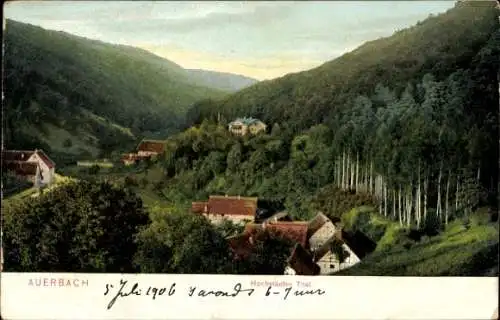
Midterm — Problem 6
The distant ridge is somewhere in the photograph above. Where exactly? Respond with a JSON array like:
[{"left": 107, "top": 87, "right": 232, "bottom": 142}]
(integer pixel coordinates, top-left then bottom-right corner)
[
  {"left": 3, "top": 19, "right": 227, "bottom": 161},
  {"left": 186, "top": 69, "right": 259, "bottom": 92}
]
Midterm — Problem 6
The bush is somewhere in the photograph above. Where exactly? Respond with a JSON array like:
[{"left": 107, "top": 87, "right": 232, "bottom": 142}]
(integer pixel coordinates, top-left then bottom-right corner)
[
  {"left": 63, "top": 138, "right": 73, "bottom": 148},
  {"left": 124, "top": 175, "right": 139, "bottom": 187}
]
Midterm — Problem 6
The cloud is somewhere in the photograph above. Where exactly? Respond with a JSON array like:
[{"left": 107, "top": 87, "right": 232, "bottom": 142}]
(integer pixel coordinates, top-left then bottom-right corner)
[
  {"left": 88, "top": 2, "right": 295, "bottom": 36},
  {"left": 4, "top": 1, "right": 454, "bottom": 79}
]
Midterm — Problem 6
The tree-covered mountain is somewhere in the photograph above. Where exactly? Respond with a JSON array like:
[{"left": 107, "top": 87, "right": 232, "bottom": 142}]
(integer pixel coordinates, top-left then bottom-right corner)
[
  {"left": 185, "top": 69, "right": 259, "bottom": 92},
  {"left": 182, "top": 0, "right": 498, "bottom": 219},
  {"left": 188, "top": 1, "right": 498, "bottom": 131},
  {"left": 3, "top": 19, "right": 237, "bottom": 163},
  {"left": 141, "top": 0, "right": 498, "bottom": 266},
  {"left": 4, "top": 1, "right": 498, "bottom": 276}
]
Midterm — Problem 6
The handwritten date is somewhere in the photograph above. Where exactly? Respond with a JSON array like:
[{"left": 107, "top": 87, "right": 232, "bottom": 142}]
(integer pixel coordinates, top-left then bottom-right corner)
[
  {"left": 104, "top": 280, "right": 176, "bottom": 310},
  {"left": 265, "top": 286, "right": 326, "bottom": 300},
  {"left": 103, "top": 280, "right": 326, "bottom": 310}
]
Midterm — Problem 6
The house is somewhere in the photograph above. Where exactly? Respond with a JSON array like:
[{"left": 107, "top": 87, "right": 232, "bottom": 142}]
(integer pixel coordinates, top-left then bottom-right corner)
[
  {"left": 224, "top": 210, "right": 370, "bottom": 276},
  {"left": 136, "top": 139, "right": 166, "bottom": 157},
  {"left": 285, "top": 243, "right": 321, "bottom": 276},
  {"left": 2, "top": 149, "right": 56, "bottom": 185},
  {"left": 245, "top": 221, "right": 310, "bottom": 248},
  {"left": 228, "top": 117, "right": 267, "bottom": 136},
  {"left": 305, "top": 212, "right": 364, "bottom": 274},
  {"left": 307, "top": 212, "right": 338, "bottom": 251},
  {"left": 312, "top": 233, "right": 361, "bottom": 275},
  {"left": 120, "top": 153, "right": 151, "bottom": 166},
  {"left": 227, "top": 231, "right": 320, "bottom": 276},
  {"left": 191, "top": 195, "right": 258, "bottom": 224},
  {"left": 227, "top": 233, "right": 254, "bottom": 260},
  {"left": 3, "top": 162, "right": 42, "bottom": 187},
  {"left": 120, "top": 138, "right": 165, "bottom": 165}
]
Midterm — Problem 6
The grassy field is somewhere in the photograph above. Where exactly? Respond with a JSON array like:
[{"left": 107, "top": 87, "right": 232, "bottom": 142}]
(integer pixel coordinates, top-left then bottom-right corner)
[
  {"left": 3, "top": 174, "right": 77, "bottom": 204},
  {"left": 335, "top": 207, "right": 499, "bottom": 276},
  {"left": 76, "top": 160, "right": 114, "bottom": 168}
]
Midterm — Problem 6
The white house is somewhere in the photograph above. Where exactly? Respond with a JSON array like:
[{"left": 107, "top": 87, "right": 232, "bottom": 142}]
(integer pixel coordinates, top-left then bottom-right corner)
[
  {"left": 313, "top": 239, "right": 361, "bottom": 275},
  {"left": 2, "top": 149, "right": 56, "bottom": 186},
  {"left": 307, "top": 212, "right": 338, "bottom": 251},
  {"left": 27, "top": 149, "right": 56, "bottom": 185},
  {"left": 228, "top": 118, "right": 267, "bottom": 136},
  {"left": 306, "top": 212, "right": 361, "bottom": 274}
]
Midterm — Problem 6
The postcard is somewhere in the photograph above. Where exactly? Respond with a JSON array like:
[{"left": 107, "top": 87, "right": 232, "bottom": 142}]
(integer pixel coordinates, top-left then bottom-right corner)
[{"left": 1, "top": 1, "right": 499, "bottom": 319}]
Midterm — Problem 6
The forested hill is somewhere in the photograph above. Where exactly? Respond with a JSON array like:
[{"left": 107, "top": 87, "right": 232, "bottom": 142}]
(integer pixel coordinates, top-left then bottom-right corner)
[
  {"left": 168, "top": 1, "right": 498, "bottom": 231},
  {"left": 185, "top": 69, "right": 259, "bottom": 92},
  {"left": 3, "top": 19, "right": 231, "bottom": 163},
  {"left": 187, "top": 1, "right": 498, "bottom": 130}
]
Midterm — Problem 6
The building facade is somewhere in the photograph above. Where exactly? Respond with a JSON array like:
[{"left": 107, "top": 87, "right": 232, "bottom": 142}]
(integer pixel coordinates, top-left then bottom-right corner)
[
  {"left": 191, "top": 195, "right": 257, "bottom": 225},
  {"left": 2, "top": 149, "right": 55, "bottom": 185},
  {"left": 228, "top": 118, "right": 267, "bottom": 136},
  {"left": 313, "top": 241, "right": 361, "bottom": 275},
  {"left": 136, "top": 139, "right": 166, "bottom": 157}
]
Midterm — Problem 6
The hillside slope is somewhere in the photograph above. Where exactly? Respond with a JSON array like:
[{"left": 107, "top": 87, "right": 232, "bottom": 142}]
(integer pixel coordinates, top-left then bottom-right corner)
[
  {"left": 185, "top": 69, "right": 259, "bottom": 92},
  {"left": 3, "top": 19, "right": 227, "bottom": 162},
  {"left": 188, "top": 1, "right": 498, "bottom": 130},
  {"left": 335, "top": 207, "right": 498, "bottom": 276}
]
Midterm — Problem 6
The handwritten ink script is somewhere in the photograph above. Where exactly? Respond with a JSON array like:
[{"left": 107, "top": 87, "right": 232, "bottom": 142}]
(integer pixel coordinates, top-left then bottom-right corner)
[{"left": 103, "top": 279, "right": 326, "bottom": 310}]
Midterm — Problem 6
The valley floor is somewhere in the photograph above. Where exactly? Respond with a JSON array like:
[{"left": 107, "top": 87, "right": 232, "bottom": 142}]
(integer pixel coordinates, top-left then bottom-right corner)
[{"left": 4, "top": 162, "right": 498, "bottom": 277}]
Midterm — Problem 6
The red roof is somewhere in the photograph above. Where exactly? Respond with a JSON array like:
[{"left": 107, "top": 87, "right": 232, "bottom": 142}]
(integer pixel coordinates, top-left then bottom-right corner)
[
  {"left": 2, "top": 150, "right": 35, "bottom": 162},
  {"left": 34, "top": 149, "right": 55, "bottom": 169},
  {"left": 207, "top": 196, "right": 257, "bottom": 217},
  {"left": 265, "top": 222, "right": 309, "bottom": 248},
  {"left": 227, "top": 233, "right": 254, "bottom": 259},
  {"left": 227, "top": 231, "right": 319, "bottom": 274},
  {"left": 2, "top": 149, "right": 55, "bottom": 169},
  {"left": 245, "top": 222, "right": 309, "bottom": 248},
  {"left": 137, "top": 140, "right": 166, "bottom": 154}
]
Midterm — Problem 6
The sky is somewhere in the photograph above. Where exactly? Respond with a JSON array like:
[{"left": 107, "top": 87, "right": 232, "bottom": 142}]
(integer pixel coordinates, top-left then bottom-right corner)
[{"left": 4, "top": 1, "right": 455, "bottom": 80}]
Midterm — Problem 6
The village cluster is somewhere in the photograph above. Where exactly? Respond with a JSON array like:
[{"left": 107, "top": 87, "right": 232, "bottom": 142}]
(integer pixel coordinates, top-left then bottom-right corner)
[
  {"left": 192, "top": 195, "right": 364, "bottom": 275},
  {"left": 121, "top": 117, "right": 267, "bottom": 166},
  {"left": 1, "top": 117, "right": 366, "bottom": 275}
]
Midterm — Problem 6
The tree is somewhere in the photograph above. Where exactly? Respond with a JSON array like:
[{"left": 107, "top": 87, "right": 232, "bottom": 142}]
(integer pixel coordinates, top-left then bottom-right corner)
[
  {"left": 3, "top": 181, "right": 149, "bottom": 272},
  {"left": 134, "top": 209, "right": 233, "bottom": 273},
  {"left": 226, "top": 142, "right": 243, "bottom": 172},
  {"left": 215, "top": 219, "right": 245, "bottom": 238},
  {"left": 234, "top": 228, "right": 294, "bottom": 275}
]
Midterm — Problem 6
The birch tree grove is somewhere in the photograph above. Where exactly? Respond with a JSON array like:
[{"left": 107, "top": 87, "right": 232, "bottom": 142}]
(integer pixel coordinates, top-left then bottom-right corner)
[{"left": 331, "top": 70, "right": 496, "bottom": 230}]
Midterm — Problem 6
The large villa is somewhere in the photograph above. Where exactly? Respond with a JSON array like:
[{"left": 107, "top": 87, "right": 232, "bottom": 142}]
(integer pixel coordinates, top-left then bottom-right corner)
[{"left": 228, "top": 117, "right": 267, "bottom": 136}]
